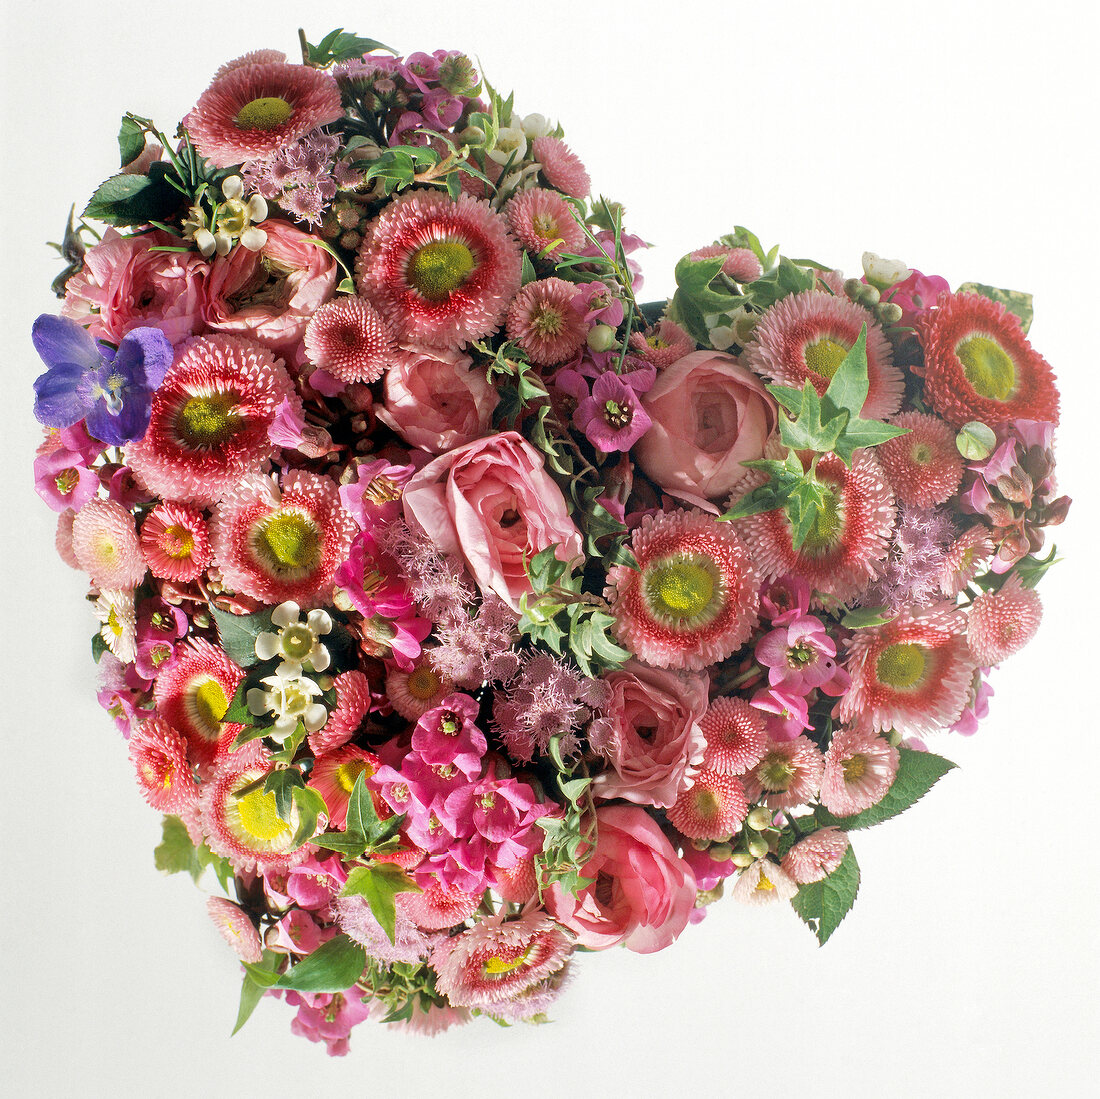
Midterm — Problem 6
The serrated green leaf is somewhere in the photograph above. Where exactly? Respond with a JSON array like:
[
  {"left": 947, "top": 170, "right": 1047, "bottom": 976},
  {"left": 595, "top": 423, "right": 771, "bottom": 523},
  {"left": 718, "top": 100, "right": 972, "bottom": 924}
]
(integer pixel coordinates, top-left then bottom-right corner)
[
  {"left": 778, "top": 381, "right": 848, "bottom": 454},
  {"left": 84, "top": 166, "right": 181, "bottom": 227},
  {"left": 312, "top": 832, "right": 370, "bottom": 857},
  {"left": 274, "top": 933, "right": 367, "bottom": 993},
  {"left": 790, "top": 845, "right": 860, "bottom": 945},
  {"left": 210, "top": 606, "right": 272, "bottom": 667},
  {"left": 118, "top": 116, "right": 145, "bottom": 167},
  {"left": 957, "top": 281, "right": 1033, "bottom": 334},
  {"left": 340, "top": 864, "right": 422, "bottom": 944}
]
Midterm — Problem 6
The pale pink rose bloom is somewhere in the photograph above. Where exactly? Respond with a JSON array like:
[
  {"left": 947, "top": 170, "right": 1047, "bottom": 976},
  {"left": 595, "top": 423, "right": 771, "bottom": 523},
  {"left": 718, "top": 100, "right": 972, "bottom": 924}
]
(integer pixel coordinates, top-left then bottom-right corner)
[
  {"left": 546, "top": 804, "right": 696, "bottom": 954},
  {"left": 203, "top": 219, "right": 338, "bottom": 351},
  {"left": 402, "top": 431, "right": 582, "bottom": 612},
  {"left": 377, "top": 345, "right": 498, "bottom": 453},
  {"left": 61, "top": 228, "right": 208, "bottom": 345},
  {"left": 633, "top": 350, "right": 778, "bottom": 503},
  {"left": 591, "top": 661, "right": 708, "bottom": 809}
]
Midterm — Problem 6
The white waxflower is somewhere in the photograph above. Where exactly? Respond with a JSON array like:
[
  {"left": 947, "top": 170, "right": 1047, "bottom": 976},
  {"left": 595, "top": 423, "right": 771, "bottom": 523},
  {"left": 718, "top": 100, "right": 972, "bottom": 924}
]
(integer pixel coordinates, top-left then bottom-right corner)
[
  {"left": 255, "top": 601, "right": 332, "bottom": 675},
  {"left": 246, "top": 664, "right": 328, "bottom": 740},
  {"left": 861, "top": 251, "right": 912, "bottom": 292},
  {"left": 487, "top": 125, "right": 527, "bottom": 166},
  {"left": 520, "top": 112, "right": 553, "bottom": 139}
]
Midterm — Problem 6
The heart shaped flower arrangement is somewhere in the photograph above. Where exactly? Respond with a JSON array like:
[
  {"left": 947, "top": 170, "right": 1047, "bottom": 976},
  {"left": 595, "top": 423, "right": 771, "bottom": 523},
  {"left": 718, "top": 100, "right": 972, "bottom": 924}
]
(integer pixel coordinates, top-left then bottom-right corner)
[{"left": 31, "top": 28, "right": 1069, "bottom": 1052}]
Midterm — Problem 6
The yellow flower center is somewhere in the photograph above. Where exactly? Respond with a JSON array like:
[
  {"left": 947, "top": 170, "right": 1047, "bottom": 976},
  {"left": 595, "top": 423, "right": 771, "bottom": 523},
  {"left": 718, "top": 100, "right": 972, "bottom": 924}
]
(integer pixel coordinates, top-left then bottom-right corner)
[
  {"left": 956, "top": 335, "right": 1016, "bottom": 401},
  {"left": 910, "top": 441, "right": 934, "bottom": 466},
  {"left": 483, "top": 945, "right": 532, "bottom": 976},
  {"left": 531, "top": 305, "right": 565, "bottom": 336},
  {"left": 406, "top": 241, "right": 476, "bottom": 300},
  {"left": 163, "top": 524, "right": 195, "bottom": 560},
  {"left": 758, "top": 752, "right": 795, "bottom": 791},
  {"left": 842, "top": 753, "right": 868, "bottom": 783},
  {"left": 189, "top": 676, "right": 229, "bottom": 739},
  {"left": 236, "top": 96, "right": 294, "bottom": 132},
  {"left": 407, "top": 665, "right": 442, "bottom": 700},
  {"left": 335, "top": 759, "right": 371, "bottom": 794},
  {"left": 644, "top": 557, "right": 718, "bottom": 625},
  {"left": 178, "top": 393, "right": 241, "bottom": 447},
  {"left": 804, "top": 337, "right": 849, "bottom": 381},
  {"left": 256, "top": 511, "right": 321, "bottom": 570},
  {"left": 876, "top": 642, "right": 927, "bottom": 690},
  {"left": 235, "top": 785, "right": 291, "bottom": 842},
  {"left": 755, "top": 870, "right": 776, "bottom": 892}
]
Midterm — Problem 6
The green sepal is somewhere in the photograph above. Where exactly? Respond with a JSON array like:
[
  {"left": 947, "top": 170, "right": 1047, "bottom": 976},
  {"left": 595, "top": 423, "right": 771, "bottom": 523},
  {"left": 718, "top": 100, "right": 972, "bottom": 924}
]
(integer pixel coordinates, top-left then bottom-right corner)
[
  {"left": 340, "top": 864, "right": 422, "bottom": 944},
  {"left": 273, "top": 933, "right": 367, "bottom": 993},
  {"left": 790, "top": 845, "right": 861, "bottom": 945}
]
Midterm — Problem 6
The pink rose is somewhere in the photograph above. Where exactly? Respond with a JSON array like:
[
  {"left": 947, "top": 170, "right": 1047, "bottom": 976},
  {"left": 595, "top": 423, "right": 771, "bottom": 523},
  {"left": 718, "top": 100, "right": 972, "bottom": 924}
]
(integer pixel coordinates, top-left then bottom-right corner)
[
  {"left": 632, "top": 350, "right": 778, "bottom": 503},
  {"left": 377, "top": 345, "right": 498, "bottom": 453},
  {"left": 590, "top": 661, "right": 708, "bottom": 809},
  {"left": 545, "top": 805, "right": 696, "bottom": 953},
  {"left": 61, "top": 229, "right": 208, "bottom": 345},
  {"left": 203, "top": 219, "right": 337, "bottom": 351},
  {"left": 402, "top": 432, "right": 582, "bottom": 611}
]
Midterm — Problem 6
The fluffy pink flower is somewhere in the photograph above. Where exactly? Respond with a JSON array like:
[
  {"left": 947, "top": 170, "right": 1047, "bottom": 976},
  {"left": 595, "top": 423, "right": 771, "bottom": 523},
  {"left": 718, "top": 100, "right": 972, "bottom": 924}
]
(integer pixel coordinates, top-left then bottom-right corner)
[
  {"left": 819, "top": 727, "right": 900, "bottom": 816},
  {"left": 629, "top": 318, "right": 695, "bottom": 369},
  {"left": 504, "top": 187, "right": 584, "bottom": 259},
  {"left": 742, "top": 735, "right": 824, "bottom": 811},
  {"left": 667, "top": 769, "right": 748, "bottom": 840},
  {"left": 356, "top": 190, "right": 521, "bottom": 348},
  {"left": 532, "top": 136, "right": 591, "bottom": 198},
  {"left": 309, "top": 670, "right": 374, "bottom": 754},
  {"left": 506, "top": 277, "right": 588, "bottom": 366},
  {"left": 877, "top": 412, "right": 964, "bottom": 507},
  {"left": 140, "top": 501, "right": 213, "bottom": 583},
  {"left": 184, "top": 59, "right": 342, "bottom": 167},
  {"left": 304, "top": 297, "right": 395, "bottom": 383},
  {"left": 377, "top": 345, "right": 498, "bottom": 453},
  {"left": 689, "top": 244, "right": 763, "bottom": 283},
  {"left": 781, "top": 826, "right": 850, "bottom": 885},
  {"left": 400, "top": 883, "right": 481, "bottom": 932},
  {"left": 402, "top": 431, "right": 582, "bottom": 612},
  {"left": 699, "top": 696, "right": 768, "bottom": 775},
  {"left": 128, "top": 716, "right": 197, "bottom": 812},
  {"left": 207, "top": 897, "right": 263, "bottom": 963},
  {"left": 967, "top": 574, "right": 1043, "bottom": 665},
  {"left": 335, "top": 892, "right": 442, "bottom": 965},
  {"left": 71, "top": 497, "right": 146, "bottom": 589},
  {"left": 940, "top": 526, "right": 995, "bottom": 597},
  {"left": 545, "top": 804, "right": 696, "bottom": 954},
  {"left": 591, "top": 661, "right": 708, "bottom": 809}
]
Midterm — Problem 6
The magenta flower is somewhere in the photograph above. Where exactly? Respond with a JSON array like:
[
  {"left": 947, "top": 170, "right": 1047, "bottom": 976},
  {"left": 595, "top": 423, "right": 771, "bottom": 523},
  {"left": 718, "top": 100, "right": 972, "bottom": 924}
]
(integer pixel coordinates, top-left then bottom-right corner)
[
  {"left": 881, "top": 269, "right": 951, "bottom": 327},
  {"left": 750, "top": 685, "right": 811, "bottom": 741},
  {"left": 759, "top": 574, "right": 813, "bottom": 625},
  {"left": 572, "top": 281, "right": 624, "bottom": 326},
  {"left": 33, "top": 447, "right": 99, "bottom": 513},
  {"left": 410, "top": 694, "right": 487, "bottom": 775},
  {"left": 574, "top": 371, "right": 652, "bottom": 453},
  {"left": 755, "top": 614, "right": 839, "bottom": 694}
]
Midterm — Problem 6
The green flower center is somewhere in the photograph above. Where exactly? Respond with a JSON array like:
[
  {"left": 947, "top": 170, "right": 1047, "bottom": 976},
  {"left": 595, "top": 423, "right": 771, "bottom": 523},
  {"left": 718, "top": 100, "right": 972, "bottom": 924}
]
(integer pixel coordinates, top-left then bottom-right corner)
[
  {"left": 910, "top": 442, "right": 934, "bottom": 466},
  {"left": 235, "top": 785, "right": 290, "bottom": 842},
  {"left": 178, "top": 393, "right": 242, "bottom": 447},
  {"left": 406, "top": 241, "right": 475, "bottom": 300},
  {"left": 235, "top": 96, "right": 294, "bottom": 132},
  {"left": 281, "top": 624, "right": 315, "bottom": 660},
  {"left": 692, "top": 787, "right": 720, "bottom": 820},
  {"left": 758, "top": 751, "right": 795, "bottom": 791},
  {"left": 956, "top": 335, "right": 1016, "bottom": 401},
  {"left": 256, "top": 511, "right": 321, "bottom": 571},
  {"left": 531, "top": 305, "right": 565, "bottom": 336},
  {"left": 876, "top": 642, "right": 927, "bottom": 690},
  {"left": 55, "top": 468, "right": 79, "bottom": 495},
  {"left": 797, "top": 485, "right": 844, "bottom": 556},
  {"left": 407, "top": 666, "right": 442, "bottom": 700},
  {"left": 190, "top": 676, "right": 229, "bottom": 739},
  {"left": 804, "top": 337, "right": 850, "bottom": 381},
  {"left": 643, "top": 556, "right": 719, "bottom": 627},
  {"left": 841, "top": 753, "right": 868, "bottom": 783}
]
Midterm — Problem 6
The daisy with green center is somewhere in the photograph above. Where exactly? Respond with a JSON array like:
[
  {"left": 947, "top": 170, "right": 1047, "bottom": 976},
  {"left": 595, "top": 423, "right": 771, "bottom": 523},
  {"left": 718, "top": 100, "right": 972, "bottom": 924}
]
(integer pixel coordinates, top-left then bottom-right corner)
[
  {"left": 605, "top": 508, "right": 760, "bottom": 671},
  {"left": 255, "top": 600, "right": 333, "bottom": 675},
  {"left": 741, "top": 735, "right": 824, "bottom": 811}
]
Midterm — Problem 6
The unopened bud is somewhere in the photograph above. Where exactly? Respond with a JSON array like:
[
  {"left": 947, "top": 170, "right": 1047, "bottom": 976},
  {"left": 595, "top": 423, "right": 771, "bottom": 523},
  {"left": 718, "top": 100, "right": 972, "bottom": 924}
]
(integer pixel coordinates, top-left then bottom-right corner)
[
  {"left": 843, "top": 277, "right": 864, "bottom": 300},
  {"left": 457, "top": 125, "right": 485, "bottom": 146},
  {"left": 731, "top": 851, "right": 755, "bottom": 868},
  {"left": 747, "top": 836, "right": 770, "bottom": 859},
  {"left": 877, "top": 301, "right": 904, "bottom": 325},
  {"left": 747, "top": 807, "right": 773, "bottom": 831},
  {"left": 858, "top": 283, "right": 881, "bottom": 306},
  {"left": 691, "top": 837, "right": 710, "bottom": 851},
  {"left": 587, "top": 324, "right": 618, "bottom": 352},
  {"left": 709, "top": 843, "right": 734, "bottom": 861},
  {"left": 886, "top": 728, "right": 903, "bottom": 747}
]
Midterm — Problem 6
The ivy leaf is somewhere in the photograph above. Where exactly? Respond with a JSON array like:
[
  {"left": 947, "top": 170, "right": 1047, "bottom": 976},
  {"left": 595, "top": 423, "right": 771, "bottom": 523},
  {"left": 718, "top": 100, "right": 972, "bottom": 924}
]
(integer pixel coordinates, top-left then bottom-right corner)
[
  {"left": 814, "top": 747, "right": 956, "bottom": 831},
  {"left": 957, "top": 281, "right": 1034, "bottom": 334},
  {"left": 347, "top": 772, "right": 405, "bottom": 852},
  {"left": 209, "top": 606, "right": 272, "bottom": 667},
  {"left": 790, "top": 845, "right": 861, "bottom": 945},
  {"left": 263, "top": 769, "right": 305, "bottom": 821},
  {"left": 831, "top": 417, "right": 909, "bottom": 466},
  {"left": 291, "top": 785, "right": 327, "bottom": 849},
  {"left": 153, "top": 815, "right": 232, "bottom": 887},
  {"left": 340, "top": 864, "right": 422, "bottom": 944},
  {"left": 305, "top": 29, "right": 396, "bottom": 66},
  {"left": 117, "top": 116, "right": 145, "bottom": 167},
  {"left": 273, "top": 933, "right": 367, "bottom": 993},
  {"left": 821, "top": 326, "right": 870, "bottom": 419}
]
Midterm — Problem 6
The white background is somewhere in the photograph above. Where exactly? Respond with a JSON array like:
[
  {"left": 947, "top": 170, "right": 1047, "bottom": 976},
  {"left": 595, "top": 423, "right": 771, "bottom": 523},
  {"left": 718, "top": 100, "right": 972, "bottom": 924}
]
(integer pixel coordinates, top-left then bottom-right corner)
[{"left": 2, "top": 2, "right": 1098, "bottom": 1095}]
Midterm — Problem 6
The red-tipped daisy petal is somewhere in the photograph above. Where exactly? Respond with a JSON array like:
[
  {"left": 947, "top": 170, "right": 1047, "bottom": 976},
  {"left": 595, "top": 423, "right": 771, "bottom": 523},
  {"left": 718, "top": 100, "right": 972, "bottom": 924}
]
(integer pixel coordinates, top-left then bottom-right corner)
[
  {"left": 308, "top": 670, "right": 375, "bottom": 755},
  {"left": 780, "top": 826, "right": 850, "bottom": 884},
  {"left": 699, "top": 696, "right": 769, "bottom": 775},
  {"left": 491, "top": 858, "right": 538, "bottom": 905},
  {"left": 967, "top": 574, "right": 1042, "bottom": 665},
  {"left": 206, "top": 896, "right": 264, "bottom": 963},
  {"left": 606, "top": 509, "right": 760, "bottom": 671},
  {"left": 667, "top": 769, "right": 748, "bottom": 840},
  {"left": 127, "top": 335, "right": 296, "bottom": 506},
  {"left": 940, "top": 526, "right": 995, "bottom": 597},
  {"left": 917, "top": 292, "right": 1059, "bottom": 427},
  {"left": 356, "top": 190, "right": 521, "bottom": 348},
  {"left": 304, "top": 297, "right": 396, "bottom": 384},
  {"left": 128, "top": 717, "right": 197, "bottom": 812},
  {"left": 400, "top": 883, "right": 481, "bottom": 932},
  {"left": 505, "top": 277, "right": 588, "bottom": 366},
  {"left": 839, "top": 603, "right": 977, "bottom": 736},
  {"left": 819, "top": 727, "right": 900, "bottom": 816},
  {"left": 531, "top": 136, "right": 591, "bottom": 199},
  {"left": 504, "top": 188, "right": 584, "bottom": 260},
  {"left": 386, "top": 656, "right": 454, "bottom": 721},
  {"left": 71, "top": 497, "right": 146, "bottom": 589},
  {"left": 743, "top": 289, "right": 903, "bottom": 419},
  {"left": 742, "top": 735, "right": 824, "bottom": 811},
  {"left": 308, "top": 746, "right": 382, "bottom": 830},
  {"left": 877, "top": 412, "right": 965, "bottom": 507},
  {"left": 140, "top": 501, "right": 213, "bottom": 583}
]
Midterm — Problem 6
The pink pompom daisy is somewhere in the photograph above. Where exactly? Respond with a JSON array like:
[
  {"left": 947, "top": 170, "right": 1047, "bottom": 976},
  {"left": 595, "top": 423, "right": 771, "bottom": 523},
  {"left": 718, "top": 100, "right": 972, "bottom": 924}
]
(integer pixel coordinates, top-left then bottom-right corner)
[
  {"left": 209, "top": 470, "right": 357, "bottom": 607},
  {"left": 839, "top": 603, "right": 977, "bottom": 737},
  {"left": 505, "top": 277, "right": 589, "bottom": 366},
  {"left": 308, "top": 746, "right": 382, "bottom": 830},
  {"left": 699, "top": 696, "right": 769, "bottom": 775},
  {"left": 877, "top": 412, "right": 964, "bottom": 507},
  {"left": 308, "top": 670, "right": 375, "bottom": 755},
  {"left": 606, "top": 509, "right": 760, "bottom": 671},
  {"left": 966, "top": 574, "right": 1043, "bottom": 665},
  {"left": 212, "top": 49, "right": 287, "bottom": 79},
  {"left": 734, "top": 450, "right": 896, "bottom": 605},
  {"left": 184, "top": 60, "right": 342, "bottom": 167},
  {"left": 819, "top": 727, "right": 900, "bottom": 816},
  {"left": 386, "top": 655, "right": 454, "bottom": 721},
  {"left": 206, "top": 896, "right": 264, "bottom": 964},
  {"left": 743, "top": 289, "right": 903, "bottom": 420},
  {"left": 940, "top": 526, "right": 995, "bottom": 597},
  {"left": 781, "top": 826, "right": 850, "bottom": 884},
  {"left": 71, "top": 497, "right": 146, "bottom": 589},
  {"left": 667, "top": 769, "right": 748, "bottom": 840},
  {"left": 491, "top": 858, "right": 538, "bottom": 905},
  {"left": 731, "top": 859, "right": 797, "bottom": 905},
  {"left": 153, "top": 638, "right": 245, "bottom": 771},
  {"left": 689, "top": 244, "right": 764, "bottom": 284},
  {"left": 531, "top": 136, "right": 591, "bottom": 199},
  {"left": 56, "top": 510, "right": 80, "bottom": 570},
  {"left": 140, "top": 501, "right": 213, "bottom": 583},
  {"left": 356, "top": 190, "right": 521, "bottom": 348},
  {"left": 742, "top": 735, "right": 824, "bottom": 811},
  {"left": 629, "top": 318, "right": 695, "bottom": 369},
  {"left": 304, "top": 297, "right": 396, "bottom": 384},
  {"left": 400, "top": 883, "right": 481, "bottom": 932},
  {"left": 127, "top": 335, "right": 296, "bottom": 506},
  {"left": 504, "top": 187, "right": 584, "bottom": 259},
  {"left": 128, "top": 717, "right": 197, "bottom": 812}
]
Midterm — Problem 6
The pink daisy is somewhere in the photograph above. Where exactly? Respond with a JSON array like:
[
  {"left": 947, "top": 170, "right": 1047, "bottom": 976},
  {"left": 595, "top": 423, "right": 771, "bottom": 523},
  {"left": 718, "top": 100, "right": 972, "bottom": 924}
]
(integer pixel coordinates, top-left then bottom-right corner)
[
  {"left": 667, "top": 769, "right": 749, "bottom": 840},
  {"left": 56, "top": 511, "right": 80, "bottom": 570},
  {"left": 308, "top": 747, "right": 382, "bottom": 830},
  {"left": 491, "top": 858, "right": 538, "bottom": 905},
  {"left": 606, "top": 509, "right": 760, "bottom": 671},
  {"left": 504, "top": 187, "right": 584, "bottom": 259},
  {"left": 699, "top": 696, "right": 769, "bottom": 775},
  {"left": 127, "top": 335, "right": 296, "bottom": 506},
  {"left": 780, "top": 826, "right": 850, "bottom": 884},
  {"left": 940, "top": 526, "right": 995, "bottom": 597},
  {"left": 629, "top": 318, "right": 695, "bottom": 369},
  {"left": 128, "top": 717, "right": 197, "bottom": 812},
  {"left": 839, "top": 603, "right": 977, "bottom": 737},
  {"left": 140, "top": 501, "right": 213, "bottom": 583},
  {"left": 206, "top": 896, "right": 264, "bottom": 964},
  {"left": 213, "top": 49, "right": 287, "bottom": 79},
  {"left": 308, "top": 670, "right": 375, "bottom": 755},
  {"left": 95, "top": 589, "right": 137, "bottom": 664},
  {"left": 731, "top": 859, "right": 798, "bottom": 905},
  {"left": 689, "top": 244, "right": 764, "bottom": 284},
  {"left": 356, "top": 190, "right": 521, "bottom": 348},
  {"left": 386, "top": 655, "right": 454, "bottom": 721},
  {"left": 153, "top": 637, "right": 245, "bottom": 771},
  {"left": 819, "top": 727, "right": 900, "bottom": 816},
  {"left": 71, "top": 498, "right": 146, "bottom": 590},
  {"left": 967, "top": 574, "right": 1043, "bottom": 665},
  {"left": 400, "top": 883, "right": 481, "bottom": 932},
  {"left": 183, "top": 60, "right": 342, "bottom": 168},
  {"left": 877, "top": 412, "right": 964, "bottom": 507},
  {"left": 531, "top": 136, "right": 591, "bottom": 199},
  {"left": 743, "top": 289, "right": 903, "bottom": 420},
  {"left": 304, "top": 297, "right": 395, "bottom": 384},
  {"left": 742, "top": 735, "right": 824, "bottom": 811},
  {"left": 506, "top": 277, "right": 589, "bottom": 366},
  {"left": 209, "top": 470, "right": 357, "bottom": 607}
]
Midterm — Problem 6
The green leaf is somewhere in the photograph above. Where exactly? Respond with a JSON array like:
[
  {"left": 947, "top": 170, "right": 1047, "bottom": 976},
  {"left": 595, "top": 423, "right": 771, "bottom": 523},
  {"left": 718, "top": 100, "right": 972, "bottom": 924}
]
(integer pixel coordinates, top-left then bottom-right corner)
[
  {"left": 521, "top": 252, "right": 537, "bottom": 286},
  {"left": 232, "top": 975, "right": 266, "bottom": 1036},
  {"left": 790, "top": 845, "right": 860, "bottom": 945},
  {"left": 91, "top": 632, "right": 108, "bottom": 663},
  {"left": 1013, "top": 545, "right": 1061, "bottom": 589},
  {"left": 264, "top": 769, "right": 305, "bottom": 821},
  {"left": 210, "top": 606, "right": 272, "bottom": 667},
  {"left": 347, "top": 772, "right": 406, "bottom": 851},
  {"left": 340, "top": 864, "right": 422, "bottom": 944},
  {"left": 83, "top": 165, "right": 182, "bottom": 227},
  {"left": 831, "top": 417, "right": 909, "bottom": 465},
  {"left": 267, "top": 720, "right": 307, "bottom": 765},
  {"left": 815, "top": 747, "right": 956, "bottom": 831},
  {"left": 153, "top": 815, "right": 199, "bottom": 876},
  {"left": 306, "top": 29, "right": 396, "bottom": 66},
  {"left": 821, "top": 326, "right": 869, "bottom": 418},
  {"left": 957, "top": 281, "right": 1034, "bottom": 335},
  {"left": 841, "top": 606, "right": 896, "bottom": 629},
  {"left": 117, "top": 116, "right": 145, "bottom": 167},
  {"left": 291, "top": 785, "right": 327, "bottom": 849},
  {"left": 311, "top": 831, "right": 371, "bottom": 857},
  {"left": 777, "top": 382, "right": 848, "bottom": 458},
  {"left": 273, "top": 933, "right": 367, "bottom": 993}
]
